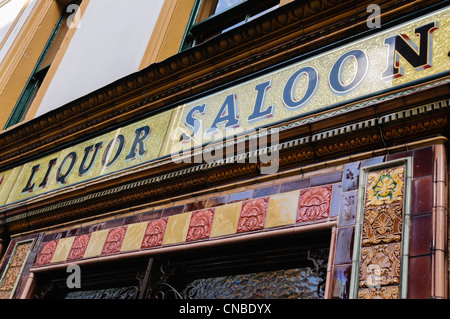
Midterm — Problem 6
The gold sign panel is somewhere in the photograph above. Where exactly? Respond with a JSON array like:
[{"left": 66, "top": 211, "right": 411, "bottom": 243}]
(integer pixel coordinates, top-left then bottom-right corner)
[{"left": 0, "top": 7, "right": 448, "bottom": 209}]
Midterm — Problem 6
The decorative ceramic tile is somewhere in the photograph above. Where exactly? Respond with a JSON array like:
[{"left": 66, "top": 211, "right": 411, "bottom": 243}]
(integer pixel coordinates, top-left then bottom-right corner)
[
  {"left": 237, "top": 197, "right": 269, "bottom": 233},
  {"left": 0, "top": 241, "right": 32, "bottom": 299},
  {"left": 357, "top": 286, "right": 399, "bottom": 299},
  {"left": 67, "top": 234, "right": 91, "bottom": 261},
  {"left": 210, "top": 203, "right": 242, "bottom": 238},
  {"left": 162, "top": 212, "right": 192, "bottom": 245},
  {"left": 338, "top": 190, "right": 357, "bottom": 226},
  {"left": 365, "top": 166, "right": 405, "bottom": 207},
  {"left": 120, "top": 222, "right": 147, "bottom": 252},
  {"left": 35, "top": 240, "right": 58, "bottom": 266},
  {"left": 83, "top": 229, "right": 109, "bottom": 258},
  {"left": 51, "top": 237, "right": 75, "bottom": 263},
  {"left": 265, "top": 191, "right": 299, "bottom": 229},
  {"left": 101, "top": 226, "right": 127, "bottom": 255},
  {"left": 186, "top": 209, "right": 215, "bottom": 242},
  {"left": 359, "top": 243, "right": 401, "bottom": 289},
  {"left": 141, "top": 218, "right": 168, "bottom": 248},
  {"left": 361, "top": 204, "right": 403, "bottom": 246},
  {"left": 297, "top": 185, "right": 333, "bottom": 223},
  {"left": 342, "top": 162, "right": 361, "bottom": 192}
]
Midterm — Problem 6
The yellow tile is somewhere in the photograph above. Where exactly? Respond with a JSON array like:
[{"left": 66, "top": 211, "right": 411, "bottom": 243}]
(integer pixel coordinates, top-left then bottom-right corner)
[
  {"left": 120, "top": 222, "right": 147, "bottom": 252},
  {"left": 210, "top": 203, "right": 242, "bottom": 238},
  {"left": 162, "top": 213, "right": 192, "bottom": 245},
  {"left": 265, "top": 190, "right": 300, "bottom": 229},
  {"left": 83, "top": 229, "right": 109, "bottom": 258},
  {"left": 51, "top": 237, "right": 75, "bottom": 263}
]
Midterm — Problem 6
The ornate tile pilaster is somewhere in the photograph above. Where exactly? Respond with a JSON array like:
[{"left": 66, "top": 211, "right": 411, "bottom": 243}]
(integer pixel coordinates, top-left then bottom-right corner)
[
  {"left": 351, "top": 160, "right": 411, "bottom": 299},
  {"left": 0, "top": 240, "right": 33, "bottom": 299}
]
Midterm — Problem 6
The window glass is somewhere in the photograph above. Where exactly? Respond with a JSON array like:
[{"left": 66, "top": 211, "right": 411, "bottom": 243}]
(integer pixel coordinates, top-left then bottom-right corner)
[
  {"left": 214, "top": 0, "right": 245, "bottom": 15},
  {"left": 5, "top": 1, "right": 80, "bottom": 128},
  {"left": 181, "top": 0, "right": 280, "bottom": 50},
  {"left": 182, "top": 266, "right": 327, "bottom": 299}
]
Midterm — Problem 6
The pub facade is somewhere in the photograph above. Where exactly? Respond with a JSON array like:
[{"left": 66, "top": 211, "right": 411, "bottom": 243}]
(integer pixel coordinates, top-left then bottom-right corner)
[{"left": 0, "top": 0, "right": 448, "bottom": 299}]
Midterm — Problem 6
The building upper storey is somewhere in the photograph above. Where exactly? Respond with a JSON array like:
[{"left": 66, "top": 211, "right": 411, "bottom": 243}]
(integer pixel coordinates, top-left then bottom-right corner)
[{"left": 0, "top": 0, "right": 299, "bottom": 131}]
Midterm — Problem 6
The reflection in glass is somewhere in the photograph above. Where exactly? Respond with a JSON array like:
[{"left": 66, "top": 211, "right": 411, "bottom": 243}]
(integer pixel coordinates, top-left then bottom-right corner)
[{"left": 182, "top": 267, "right": 326, "bottom": 299}]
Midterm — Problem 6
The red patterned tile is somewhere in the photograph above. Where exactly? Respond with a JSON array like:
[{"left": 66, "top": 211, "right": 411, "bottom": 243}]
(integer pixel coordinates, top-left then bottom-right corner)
[
  {"left": 67, "top": 234, "right": 91, "bottom": 261},
  {"left": 237, "top": 197, "right": 269, "bottom": 233},
  {"left": 101, "top": 226, "right": 127, "bottom": 255},
  {"left": 141, "top": 218, "right": 168, "bottom": 249},
  {"left": 297, "top": 185, "right": 333, "bottom": 223},
  {"left": 35, "top": 240, "right": 58, "bottom": 266},
  {"left": 186, "top": 209, "right": 215, "bottom": 241}
]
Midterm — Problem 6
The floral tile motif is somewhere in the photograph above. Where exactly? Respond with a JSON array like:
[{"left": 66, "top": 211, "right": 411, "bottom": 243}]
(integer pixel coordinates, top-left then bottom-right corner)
[
  {"left": 362, "top": 204, "right": 403, "bottom": 246},
  {"left": 297, "top": 185, "right": 333, "bottom": 223},
  {"left": 67, "top": 234, "right": 91, "bottom": 261},
  {"left": 186, "top": 209, "right": 215, "bottom": 241},
  {"left": 366, "top": 166, "right": 405, "bottom": 207},
  {"left": 101, "top": 226, "right": 127, "bottom": 255},
  {"left": 141, "top": 218, "right": 168, "bottom": 249},
  {"left": 35, "top": 240, "right": 58, "bottom": 266},
  {"left": 237, "top": 197, "right": 269, "bottom": 233}
]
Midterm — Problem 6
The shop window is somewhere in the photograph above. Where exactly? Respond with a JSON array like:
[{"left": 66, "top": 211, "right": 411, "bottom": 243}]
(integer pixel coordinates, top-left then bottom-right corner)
[
  {"left": 32, "top": 230, "right": 330, "bottom": 299},
  {"left": 148, "top": 231, "right": 331, "bottom": 300},
  {"left": 180, "top": 0, "right": 281, "bottom": 50},
  {"left": 4, "top": 1, "right": 81, "bottom": 129}
]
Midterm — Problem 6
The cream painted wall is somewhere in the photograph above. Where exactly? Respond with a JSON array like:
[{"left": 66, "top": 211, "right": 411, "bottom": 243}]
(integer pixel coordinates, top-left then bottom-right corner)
[
  {"left": 0, "top": 0, "right": 27, "bottom": 45},
  {"left": 34, "top": 0, "right": 164, "bottom": 118},
  {"left": 0, "top": 0, "right": 37, "bottom": 73}
]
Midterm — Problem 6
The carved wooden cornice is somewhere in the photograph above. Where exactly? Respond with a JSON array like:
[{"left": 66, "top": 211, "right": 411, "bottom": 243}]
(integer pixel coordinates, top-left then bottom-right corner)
[{"left": 0, "top": 0, "right": 444, "bottom": 170}]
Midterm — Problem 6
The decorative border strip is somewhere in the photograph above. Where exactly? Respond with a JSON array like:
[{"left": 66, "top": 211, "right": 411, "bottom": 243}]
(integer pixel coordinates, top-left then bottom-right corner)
[{"left": 33, "top": 184, "right": 337, "bottom": 267}]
